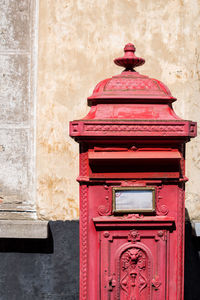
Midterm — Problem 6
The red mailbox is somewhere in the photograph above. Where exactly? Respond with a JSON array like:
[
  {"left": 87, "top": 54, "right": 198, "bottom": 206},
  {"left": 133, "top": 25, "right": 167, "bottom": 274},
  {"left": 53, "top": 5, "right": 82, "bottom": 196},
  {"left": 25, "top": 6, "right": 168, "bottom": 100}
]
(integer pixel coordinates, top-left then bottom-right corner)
[{"left": 70, "top": 43, "right": 197, "bottom": 300}]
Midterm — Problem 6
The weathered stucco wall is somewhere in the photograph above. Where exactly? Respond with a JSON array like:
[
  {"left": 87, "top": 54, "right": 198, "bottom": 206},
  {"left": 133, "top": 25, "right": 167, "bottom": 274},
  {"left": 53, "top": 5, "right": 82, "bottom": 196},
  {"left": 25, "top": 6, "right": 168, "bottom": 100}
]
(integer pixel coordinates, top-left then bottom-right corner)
[
  {"left": 37, "top": 0, "right": 200, "bottom": 220},
  {"left": 0, "top": 0, "right": 37, "bottom": 219}
]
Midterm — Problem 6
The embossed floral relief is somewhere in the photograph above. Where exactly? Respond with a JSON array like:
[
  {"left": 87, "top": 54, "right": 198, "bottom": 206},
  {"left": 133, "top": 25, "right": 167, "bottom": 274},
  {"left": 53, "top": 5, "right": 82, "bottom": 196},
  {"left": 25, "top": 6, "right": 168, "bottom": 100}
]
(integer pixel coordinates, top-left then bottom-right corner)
[{"left": 119, "top": 247, "right": 149, "bottom": 300}]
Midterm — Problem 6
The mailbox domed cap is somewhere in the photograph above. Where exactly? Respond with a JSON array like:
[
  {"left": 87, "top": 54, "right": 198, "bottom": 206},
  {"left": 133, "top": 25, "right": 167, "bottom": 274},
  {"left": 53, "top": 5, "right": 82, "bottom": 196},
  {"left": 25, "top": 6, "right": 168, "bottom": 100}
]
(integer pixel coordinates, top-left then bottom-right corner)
[{"left": 88, "top": 43, "right": 176, "bottom": 105}]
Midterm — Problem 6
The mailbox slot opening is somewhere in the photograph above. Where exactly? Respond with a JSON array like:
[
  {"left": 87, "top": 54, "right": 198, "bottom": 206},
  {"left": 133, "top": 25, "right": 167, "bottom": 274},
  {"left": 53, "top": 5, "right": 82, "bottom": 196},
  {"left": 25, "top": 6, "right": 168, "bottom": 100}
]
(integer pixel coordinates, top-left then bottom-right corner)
[{"left": 88, "top": 150, "right": 182, "bottom": 179}]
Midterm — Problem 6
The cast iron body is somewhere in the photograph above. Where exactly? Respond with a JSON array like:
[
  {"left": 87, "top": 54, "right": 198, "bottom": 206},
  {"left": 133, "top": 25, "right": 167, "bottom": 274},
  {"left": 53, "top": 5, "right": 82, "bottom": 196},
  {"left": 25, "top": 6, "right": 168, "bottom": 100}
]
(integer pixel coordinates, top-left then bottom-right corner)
[{"left": 70, "top": 43, "right": 197, "bottom": 300}]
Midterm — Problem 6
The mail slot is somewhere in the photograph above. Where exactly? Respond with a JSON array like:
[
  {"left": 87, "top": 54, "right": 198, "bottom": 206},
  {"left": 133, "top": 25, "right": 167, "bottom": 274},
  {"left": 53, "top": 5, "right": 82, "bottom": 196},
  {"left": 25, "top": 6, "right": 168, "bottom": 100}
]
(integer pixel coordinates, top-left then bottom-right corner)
[
  {"left": 70, "top": 43, "right": 197, "bottom": 300},
  {"left": 88, "top": 149, "right": 182, "bottom": 179}
]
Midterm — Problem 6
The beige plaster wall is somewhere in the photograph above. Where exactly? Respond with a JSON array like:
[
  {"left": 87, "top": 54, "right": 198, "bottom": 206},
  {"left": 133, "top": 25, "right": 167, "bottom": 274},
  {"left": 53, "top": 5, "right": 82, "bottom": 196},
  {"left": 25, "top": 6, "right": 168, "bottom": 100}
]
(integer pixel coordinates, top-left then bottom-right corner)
[{"left": 37, "top": 0, "right": 200, "bottom": 220}]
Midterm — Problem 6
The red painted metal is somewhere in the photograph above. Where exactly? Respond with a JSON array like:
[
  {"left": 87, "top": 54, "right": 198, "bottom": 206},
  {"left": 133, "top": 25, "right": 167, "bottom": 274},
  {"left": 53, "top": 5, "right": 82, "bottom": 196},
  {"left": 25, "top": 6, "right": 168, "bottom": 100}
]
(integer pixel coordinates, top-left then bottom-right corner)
[
  {"left": 88, "top": 150, "right": 181, "bottom": 159},
  {"left": 70, "top": 43, "right": 197, "bottom": 300}
]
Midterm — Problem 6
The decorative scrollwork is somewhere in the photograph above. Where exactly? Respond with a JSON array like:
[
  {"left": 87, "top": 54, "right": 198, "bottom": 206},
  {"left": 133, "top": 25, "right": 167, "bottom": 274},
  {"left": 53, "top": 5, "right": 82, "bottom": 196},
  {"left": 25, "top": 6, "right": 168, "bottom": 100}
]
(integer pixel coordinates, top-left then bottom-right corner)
[
  {"left": 152, "top": 275, "right": 161, "bottom": 290},
  {"left": 123, "top": 214, "right": 144, "bottom": 219},
  {"left": 120, "top": 248, "right": 147, "bottom": 298},
  {"left": 128, "top": 230, "right": 140, "bottom": 243},
  {"left": 97, "top": 205, "right": 109, "bottom": 215},
  {"left": 159, "top": 204, "right": 169, "bottom": 215},
  {"left": 97, "top": 185, "right": 111, "bottom": 216},
  {"left": 85, "top": 124, "right": 184, "bottom": 133},
  {"left": 80, "top": 185, "right": 88, "bottom": 299},
  {"left": 156, "top": 187, "right": 169, "bottom": 216}
]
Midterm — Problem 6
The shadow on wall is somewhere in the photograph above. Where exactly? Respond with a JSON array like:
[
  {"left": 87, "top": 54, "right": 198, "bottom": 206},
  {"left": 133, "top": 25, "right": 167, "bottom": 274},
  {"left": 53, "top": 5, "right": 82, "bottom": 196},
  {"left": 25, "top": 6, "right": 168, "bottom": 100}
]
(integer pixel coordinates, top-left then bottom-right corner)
[
  {"left": 185, "top": 211, "right": 200, "bottom": 300},
  {"left": 0, "top": 219, "right": 198, "bottom": 299},
  {"left": 0, "top": 221, "right": 79, "bottom": 300},
  {"left": 0, "top": 224, "right": 53, "bottom": 253}
]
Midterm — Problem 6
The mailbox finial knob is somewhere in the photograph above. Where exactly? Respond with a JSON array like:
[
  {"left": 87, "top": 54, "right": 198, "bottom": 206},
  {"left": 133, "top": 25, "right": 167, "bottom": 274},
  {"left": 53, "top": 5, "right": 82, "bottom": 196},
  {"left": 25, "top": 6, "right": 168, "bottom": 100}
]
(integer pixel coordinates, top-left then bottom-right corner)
[{"left": 114, "top": 43, "right": 145, "bottom": 71}]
